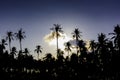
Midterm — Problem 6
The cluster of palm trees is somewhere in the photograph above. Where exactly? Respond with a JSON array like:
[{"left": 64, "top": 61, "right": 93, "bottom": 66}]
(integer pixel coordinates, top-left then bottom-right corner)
[
  {"left": 51, "top": 24, "right": 120, "bottom": 58},
  {"left": 6, "top": 28, "right": 25, "bottom": 52},
  {"left": 50, "top": 24, "right": 84, "bottom": 57},
  {"left": 0, "top": 24, "right": 120, "bottom": 80},
  {"left": 1, "top": 28, "right": 42, "bottom": 60}
]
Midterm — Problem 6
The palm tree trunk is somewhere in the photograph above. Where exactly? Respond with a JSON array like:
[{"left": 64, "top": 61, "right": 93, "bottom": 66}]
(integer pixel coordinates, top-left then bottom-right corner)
[
  {"left": 56, "top": 32, "right": 59, "bottom": 57},
  {"left": 9, "top": 40, "right": 11, "bottom": 52},
  {"left": 76, "top": 39, "right": 79, "bottom": 56},
  {"left": 20, "top": 40, "right": 22, "bottom": 51},
  {"left": 68, "top": 51, "right": 69, "bottom": 57},
  {"left": 38, "top": 53, "right": 39, "bottom": 60}
]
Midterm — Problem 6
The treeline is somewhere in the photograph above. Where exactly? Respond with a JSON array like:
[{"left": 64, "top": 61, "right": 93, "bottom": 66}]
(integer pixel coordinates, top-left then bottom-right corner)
[{"left": 0, "top": 24, "right": 120, "bottom": 80}]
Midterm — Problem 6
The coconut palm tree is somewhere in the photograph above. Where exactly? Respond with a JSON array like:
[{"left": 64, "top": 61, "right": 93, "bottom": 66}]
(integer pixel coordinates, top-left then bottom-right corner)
[
  {"left": 50, "top": 24, "right": 63, "bottom": 57},
  {"left": 34, "top": 45, "right": 42, "bottom": 60},
  {"left": 10, "top": 47, "right": 17, "bottom": 58},
  {"left": 98, "top": 33, "right": 107, "bottom": 45},
  {"left": 72, "top": 28, "right": 82, "bottom": 41},
  {"left": 89, "top": 40, "right": 96, "bottom": 53},
  {"left": 96, "top": 33, "right": 108, "bottom": 52},
  {"left": 23, "top": 48, "right": 29, "bottom": 56},
  {"left": 0, "top": 39, "right": 7, "bottom": 54},
  {"left": 109, "top": 24, "right": 120, "bottom": 50},
  {"left": 15, "top": 28, "right": 26, "bottom": 51},
  {"left": 6, "top": 31, "right": 14, "bottom": 52},
  {"left": 64, "top": 41, "right": 72, "bottom": 57},
  {"left": 72, "top": 28, "right": 82, "bottom": 54},
  {"left": 77, "top": 40, "right": 86, "bottom": 56}
]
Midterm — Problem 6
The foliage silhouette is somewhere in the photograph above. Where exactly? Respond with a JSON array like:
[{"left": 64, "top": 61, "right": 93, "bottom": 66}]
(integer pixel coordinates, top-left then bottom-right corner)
[
  {"left": 72, "top": 28, "right": 82, "bottom": 55},
  {"left": 15, "top": 28, "right": 26, "bottom": 51},
  {"left": 64, "top": 41, "right": 72, "bottom": 57},
  {"left": 34, "top": 45, "right": 42, "bottom": 60},
  {"left": 6, "top": 31, "right": 14, "bottom": 52},
  {"left": 0, "top": 24, "right": 120, "bottom": 80},
  {"left": 109, "top": 24, "right": 120, "bottom": 51}
]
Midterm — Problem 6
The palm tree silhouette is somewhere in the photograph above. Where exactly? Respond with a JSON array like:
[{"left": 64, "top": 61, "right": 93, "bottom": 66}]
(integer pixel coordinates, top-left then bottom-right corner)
[
  {"left": 50, "top": 24, "right": 63, "bottom": 57},
  {"left": 109, "top": 24, "right": 120, "bottom": 50},
  {"left": 97, "top": 33, "right": 108, "bottom": 52},
  {"left": 6, "top": 31, "right": 14, "bottom": 52},
  {"left": 64, "top": 41, "right": 72, "bottom": 57},
  {"left": 72, "top": 28, "right": 82, "bottom": 41},
  {"left": 89, "top": 40, "right": 96, "bottom": 53},
  {"left": 34, "top": 45, "right": 42, "bottom": 60},
  {"left": 98, "top": 33, "right": 108, "bottom": 45},
  {"left": 72, "top": 28, "right": 82, "bottom": 54},
  {"left": 15, "top": 28, "right": 26, "bottom": 51},
  {"left": 10, "top": 47, "right": 17, "bottom": 58},
  {"left": 1, "top": 39, "right": 7, "bottom": 45},
  {"left": 23, "top": 48, "right": 29, "bottom": 56},
  {"left": 0, "top": 39, "right": 7, "bottom": 54},
  {"left": 77, "top": 40, "right": 86, "bottom": 55}
]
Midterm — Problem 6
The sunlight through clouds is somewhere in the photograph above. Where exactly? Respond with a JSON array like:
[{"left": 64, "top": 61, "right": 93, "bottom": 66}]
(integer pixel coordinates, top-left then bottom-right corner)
[
  {"left": 44, "top": 31, "right": 91, "bottom": 56},
  {"left": 44, "top": 32, "right": 71, "bottom": 50}
]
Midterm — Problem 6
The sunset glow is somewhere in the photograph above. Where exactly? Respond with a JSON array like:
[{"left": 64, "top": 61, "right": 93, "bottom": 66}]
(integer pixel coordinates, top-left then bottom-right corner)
[{"left": 45, "top": 33, "right": 71, "bottom": 50}]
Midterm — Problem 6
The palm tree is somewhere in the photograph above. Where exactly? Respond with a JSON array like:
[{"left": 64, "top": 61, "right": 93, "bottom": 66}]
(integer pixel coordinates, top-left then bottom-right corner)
[
  {"left": 72, "top": 28, "right": 82, "bottom": 41},
  {"left": 72, "top": 28, "right": 82, "bottom": 54},
  {"left": 97, "top": 33, "right": 108, "bottom": 52},
  {"left": 77, "top": 40, "right": 86, "bottom": 56},
  {"left": 98, "top": 33, "right": 107, "bottom": 45},
  {"left": 23, "top": 48, "right": 29, "bottom": 56},
  {"left": 6, "top": 31, "right": 14, "bottom": 52},
  {"left": 34, "top": 45, "right": 42, "bottom": 60},
  {"left": 10, "top": 47, "right": 17, "bottom": 58},
  {"left": 109, "top": 24, "right": 120, "bottom": 50},
  {"left": 64, "top": 41, "right": 72, "bottom": 57},
  {"left": 0, "top": 39, "right": 7, "bottom": 54},
  {"left": 89, "top": 40, "right": 96, "bottom": 53},
  {"left": 15, "top": 28, "right": 26, "bottom": 51},
  {"left": 50, "top": 24, "right": 63, "bottom": 57}
]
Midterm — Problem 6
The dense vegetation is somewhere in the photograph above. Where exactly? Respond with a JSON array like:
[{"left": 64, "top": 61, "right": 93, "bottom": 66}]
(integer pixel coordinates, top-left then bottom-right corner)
[{"left": 0, "top": 24, "right": 120, "bottom": 80}]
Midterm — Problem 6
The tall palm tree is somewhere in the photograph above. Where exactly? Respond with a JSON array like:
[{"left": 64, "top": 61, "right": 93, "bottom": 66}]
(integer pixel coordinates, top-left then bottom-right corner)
[
  {"left": 34, "top": 45, "right": 42, "bottom": 60},
  {"left": 109, "top": 24, "right": 120, "bottom": 50},
  {"left": 72, "top": 28, "right": 82, "bottom": 41},
  {"left": 72, "top": 28, "right": 82, "bottom": 54},
  {"left": 6, "top": 31, "right": 14, "bottom": 52},
  {"left": 15, "top": 28, "right": 26, "bottom": 51},
  {"left": 50, "top": 24, "right": 63, "bottom": 57},
  {"left": 64, "top": 41, "right": 72, "bottom": 57}
]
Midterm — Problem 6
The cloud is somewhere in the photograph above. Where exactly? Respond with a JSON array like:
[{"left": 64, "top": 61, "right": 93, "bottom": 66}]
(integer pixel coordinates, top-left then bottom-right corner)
[
  {"left": 44, "top": 31, "right": 90, "bottom": 51},
  {"left": 44, "top": 31, "right": 65, "bottom": 43}
]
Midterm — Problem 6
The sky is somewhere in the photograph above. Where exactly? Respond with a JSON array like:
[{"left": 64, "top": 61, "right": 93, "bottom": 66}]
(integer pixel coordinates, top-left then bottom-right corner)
[{"left": 0, "top": 0, "right": 120, "bottom": 58}]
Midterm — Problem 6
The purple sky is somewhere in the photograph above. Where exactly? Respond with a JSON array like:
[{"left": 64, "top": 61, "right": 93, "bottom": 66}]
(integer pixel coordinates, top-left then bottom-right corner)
[{"left": 0, "top": 0, "right": 120, "bottom": 57}]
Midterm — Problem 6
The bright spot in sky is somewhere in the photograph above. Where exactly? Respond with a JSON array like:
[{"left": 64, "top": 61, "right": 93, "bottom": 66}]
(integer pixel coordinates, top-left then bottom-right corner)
[
  {"left": 44, "top": 31, "right": 90, "bottom": 57},
  {"left": 45, "top": 33, "right": 71, "bottom": 50},
  {"left": 49, "top": 35, "right": 71, "bottom": 50}
]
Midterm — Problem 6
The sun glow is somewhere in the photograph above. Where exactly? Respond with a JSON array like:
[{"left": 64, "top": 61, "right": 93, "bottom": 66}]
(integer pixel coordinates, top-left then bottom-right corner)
[
  {"left": 44, "top": 32, "right": 90, "bottom": 57},
  {"left": 49, "top": 34, "right": 71, "bottom": 50}
]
